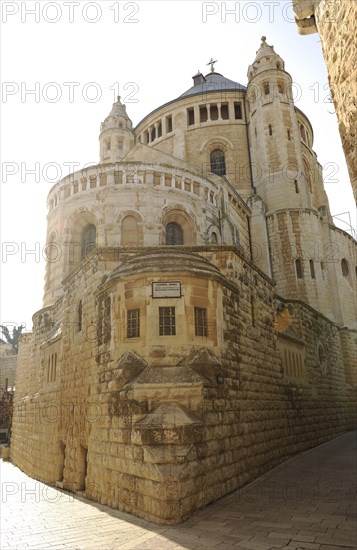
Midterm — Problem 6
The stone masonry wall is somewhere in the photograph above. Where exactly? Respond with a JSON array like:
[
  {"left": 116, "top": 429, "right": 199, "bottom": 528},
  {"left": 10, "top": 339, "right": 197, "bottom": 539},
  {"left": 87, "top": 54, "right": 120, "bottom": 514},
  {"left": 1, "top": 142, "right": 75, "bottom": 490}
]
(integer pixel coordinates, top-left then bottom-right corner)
[
  {"left": 315, "top": 0, "right": 357, "bottom": 202},
  {"left": 10, "top": 247, "right": 356, "bottom": 524},
  {"left": 293, "top": 0, "right": 357, "bottom": 203}
]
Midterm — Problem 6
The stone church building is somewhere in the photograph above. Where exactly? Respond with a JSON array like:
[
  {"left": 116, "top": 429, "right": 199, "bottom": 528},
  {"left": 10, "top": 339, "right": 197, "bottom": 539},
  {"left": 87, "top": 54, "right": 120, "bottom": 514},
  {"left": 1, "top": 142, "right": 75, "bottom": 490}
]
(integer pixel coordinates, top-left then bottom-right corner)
[{"left": 11, "top": 38, "right": 356, "bottom": 524}]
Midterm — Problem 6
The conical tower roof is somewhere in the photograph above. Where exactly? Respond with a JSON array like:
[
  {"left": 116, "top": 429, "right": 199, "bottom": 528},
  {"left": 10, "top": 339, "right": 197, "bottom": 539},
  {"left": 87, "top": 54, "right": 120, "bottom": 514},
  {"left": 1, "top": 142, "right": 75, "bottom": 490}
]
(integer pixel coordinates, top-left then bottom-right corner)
[
  {"left": 100, "top": 96, "right": 133, "bottom": 132},
  {"left": 248, "top": 36, "right": 285, "bottom": 79}
]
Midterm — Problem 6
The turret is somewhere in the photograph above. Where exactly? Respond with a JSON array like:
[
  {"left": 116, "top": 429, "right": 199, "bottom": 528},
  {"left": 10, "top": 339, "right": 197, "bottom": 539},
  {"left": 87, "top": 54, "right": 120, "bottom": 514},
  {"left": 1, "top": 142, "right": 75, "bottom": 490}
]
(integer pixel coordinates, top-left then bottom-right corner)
[
  {"left": 99, "top": 96, "right": 134, "bottom": 163},
  {"left": 246, "top": 36, "right": 313, "bottom": 212}
]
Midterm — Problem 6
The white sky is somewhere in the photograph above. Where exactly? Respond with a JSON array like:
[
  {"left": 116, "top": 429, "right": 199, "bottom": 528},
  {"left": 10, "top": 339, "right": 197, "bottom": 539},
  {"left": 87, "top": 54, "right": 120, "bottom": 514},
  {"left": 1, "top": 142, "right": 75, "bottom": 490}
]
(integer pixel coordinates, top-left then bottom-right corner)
[{"left": 1, "top": 0, "right": 355, "bottom": 332}]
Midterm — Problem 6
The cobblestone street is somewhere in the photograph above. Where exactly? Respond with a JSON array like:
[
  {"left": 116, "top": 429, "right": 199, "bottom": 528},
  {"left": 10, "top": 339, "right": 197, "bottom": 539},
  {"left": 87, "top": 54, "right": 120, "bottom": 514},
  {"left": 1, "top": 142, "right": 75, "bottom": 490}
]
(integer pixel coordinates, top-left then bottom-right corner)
[{"left": 1, "top": 432, "right": 356, "bottom": 550}]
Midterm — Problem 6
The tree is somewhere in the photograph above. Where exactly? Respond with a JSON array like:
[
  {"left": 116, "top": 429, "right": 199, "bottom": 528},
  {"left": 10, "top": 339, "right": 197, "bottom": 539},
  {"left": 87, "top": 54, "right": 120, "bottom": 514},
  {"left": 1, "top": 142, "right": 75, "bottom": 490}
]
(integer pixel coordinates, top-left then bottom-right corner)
[
  {"left": 0, "top": 324, "right": 23, "bottom": 353},
  {"left": 0, "top": 388, "right": 14, "bottom": 443}
]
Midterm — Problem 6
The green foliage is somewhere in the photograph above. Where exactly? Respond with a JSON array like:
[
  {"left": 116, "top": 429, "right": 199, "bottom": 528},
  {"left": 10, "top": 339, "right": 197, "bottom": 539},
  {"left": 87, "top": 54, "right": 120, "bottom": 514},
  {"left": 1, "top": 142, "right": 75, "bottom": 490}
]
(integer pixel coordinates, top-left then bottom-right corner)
[
  {"left": 0, "top": 388, "right": 14, "bottom": 434},
  {"left": 0, "top": 325, "right": 23, "bottom": 352}
]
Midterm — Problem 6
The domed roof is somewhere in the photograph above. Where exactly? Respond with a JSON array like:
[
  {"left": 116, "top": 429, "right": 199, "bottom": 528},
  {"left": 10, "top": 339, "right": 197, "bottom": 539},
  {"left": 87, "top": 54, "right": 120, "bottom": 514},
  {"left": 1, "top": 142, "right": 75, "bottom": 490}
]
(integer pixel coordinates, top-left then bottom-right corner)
[
  {"left": 180, "top": 72, "right": 246, "bottom": 98},
  {"left": 104, "top": 249, "right": 225, "bottom": 285}
]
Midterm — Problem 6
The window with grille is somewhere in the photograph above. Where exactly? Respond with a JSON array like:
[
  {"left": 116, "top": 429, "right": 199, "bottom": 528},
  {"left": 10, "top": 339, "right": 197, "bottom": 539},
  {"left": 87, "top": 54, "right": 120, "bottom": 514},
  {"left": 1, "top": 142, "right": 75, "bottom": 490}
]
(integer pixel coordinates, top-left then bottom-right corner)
[
  {"left": 159, "top": 307, "right": 176, "bottom": 336},
  {"left": 127, "top": 309, "right": 140, "bottom": 338},
  {"left": 81, "top": 224, "right": 96, "bottom": 260},
  {"left": 165, "top": 222, "right": 183, "bottom": 245},
  {"left": 210, "top": 149, "right": 226, "bottom": 176},
  {"left": 194, "top": 307, "right": 208, "bottom": 337}
]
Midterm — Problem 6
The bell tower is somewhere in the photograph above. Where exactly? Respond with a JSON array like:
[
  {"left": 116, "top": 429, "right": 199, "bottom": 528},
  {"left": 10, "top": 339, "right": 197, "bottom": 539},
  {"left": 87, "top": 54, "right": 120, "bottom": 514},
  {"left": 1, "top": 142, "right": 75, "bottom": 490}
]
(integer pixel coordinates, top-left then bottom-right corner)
[
  {"left": 246, "top": 37, "right": 312, "bottom": 211},
  {"left": 99, "top": 96, "right": 134, "bottom": 163}
]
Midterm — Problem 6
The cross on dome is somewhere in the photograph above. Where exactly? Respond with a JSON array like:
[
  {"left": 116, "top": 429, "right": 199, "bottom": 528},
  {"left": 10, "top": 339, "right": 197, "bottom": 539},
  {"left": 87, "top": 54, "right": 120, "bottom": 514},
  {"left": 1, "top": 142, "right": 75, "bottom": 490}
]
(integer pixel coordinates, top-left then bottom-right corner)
[{"left": 207, "top": 57, "right": 218, "bottom": 72}]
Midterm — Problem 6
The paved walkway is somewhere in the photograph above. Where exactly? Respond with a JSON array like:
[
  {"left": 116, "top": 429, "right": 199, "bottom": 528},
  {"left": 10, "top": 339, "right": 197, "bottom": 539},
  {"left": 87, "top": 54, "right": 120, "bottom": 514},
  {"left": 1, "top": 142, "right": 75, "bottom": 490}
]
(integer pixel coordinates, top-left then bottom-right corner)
[{"left": 1, "top": 432, "right": 356, "bottom": 550}]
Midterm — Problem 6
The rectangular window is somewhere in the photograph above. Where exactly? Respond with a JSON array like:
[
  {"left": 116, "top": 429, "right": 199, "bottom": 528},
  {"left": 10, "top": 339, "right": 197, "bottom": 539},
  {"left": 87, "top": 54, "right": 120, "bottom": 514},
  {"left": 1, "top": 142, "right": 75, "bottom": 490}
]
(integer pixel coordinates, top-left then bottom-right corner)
[
  {"left": 159, "top": 307, "right": 176, "bottom": 336},
  {"left": 127, "top": 309, "right": 140, "bottom": 338},
  {"left": 194, "top": 307, "right": 208, "bottom": 337},
  {"left": 157, "top": 122, "right": 162, "bottom": 137},
  {"left": 187, "top": 108, "right": 195, "bottom": 126},
  {"left": 166, "top": 115, "right": 172, "bottom": 133},
  {"left": 234, "top": 102, "right": 242, "bottom": 119},
  {"left": 210, "top": 104, "right": 218, "bottom": 120},
  {"left": 199, "top": 105, "right": 208, "bottom": 123},
  {"left": 221, "top": 103, "right": 229, "bottom": 119}
]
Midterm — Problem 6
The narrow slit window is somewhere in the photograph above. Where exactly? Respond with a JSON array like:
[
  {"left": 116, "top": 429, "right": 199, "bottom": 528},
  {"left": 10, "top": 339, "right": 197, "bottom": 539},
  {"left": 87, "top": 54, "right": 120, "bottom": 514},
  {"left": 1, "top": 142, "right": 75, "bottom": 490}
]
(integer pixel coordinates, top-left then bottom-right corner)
[
  {"left": 77, "top": 300, "right": 82, "bottom": 332},
  {"left": 269, "top": 124, "right": 273, "bottom": 136},
  {"left": 309, "top": 260, "right": 316, "bottom": 279},
  {"left": 295, "top": 259, "right": 303, "bottom": 279},
  {"left": 251, "top": 296, "right": 256, "bottom": 327}
]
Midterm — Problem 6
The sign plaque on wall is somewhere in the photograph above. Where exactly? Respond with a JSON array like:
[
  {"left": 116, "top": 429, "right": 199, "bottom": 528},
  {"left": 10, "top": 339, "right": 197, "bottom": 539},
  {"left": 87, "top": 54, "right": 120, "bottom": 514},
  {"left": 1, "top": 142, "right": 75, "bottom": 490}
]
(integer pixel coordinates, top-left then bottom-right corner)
[{"left": 152, "top": 281, "right": 182, "bottom": 298}]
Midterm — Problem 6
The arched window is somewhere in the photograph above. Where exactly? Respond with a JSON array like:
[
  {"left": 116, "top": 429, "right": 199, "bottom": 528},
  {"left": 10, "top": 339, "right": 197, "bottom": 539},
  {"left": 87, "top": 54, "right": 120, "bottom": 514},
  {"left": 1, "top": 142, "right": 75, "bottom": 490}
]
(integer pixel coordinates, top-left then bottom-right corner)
[
  {"left": 210, "top": 232, "right": 218, "bottom": 244},
  {"left": 295, "top": 259, "right": 303, "bottom": 279},
  {"left": 210, "top": 149, "right": 226, "bottom": 176},
  {"left": 341, "top": 259, "right": 349, "bottom": 277},
  {"left": 165, "top": 222, "right": 183, "bottom": 245},
  {"left": 81, "top": 224, "right": 96, "bottom": 260},
  {"left": 121, "top": 215, "right": 139, "bottom": 247}
]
